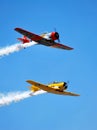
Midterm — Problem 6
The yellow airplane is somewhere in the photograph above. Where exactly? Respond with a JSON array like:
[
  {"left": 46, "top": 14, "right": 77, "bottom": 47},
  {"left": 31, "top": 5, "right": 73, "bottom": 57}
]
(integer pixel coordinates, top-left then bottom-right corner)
[{"left": 26, "top": 80, "right": 80, "bottom": 96}]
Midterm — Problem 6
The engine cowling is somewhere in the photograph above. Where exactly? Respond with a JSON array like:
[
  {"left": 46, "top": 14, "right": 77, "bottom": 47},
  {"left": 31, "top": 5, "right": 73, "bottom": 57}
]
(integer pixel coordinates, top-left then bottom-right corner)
[
  {"left": 64, "top": 82, "right": 68, "bottom": 90},
  {"left": 50, "top": 32, "right": 59, "bottom": 41}
]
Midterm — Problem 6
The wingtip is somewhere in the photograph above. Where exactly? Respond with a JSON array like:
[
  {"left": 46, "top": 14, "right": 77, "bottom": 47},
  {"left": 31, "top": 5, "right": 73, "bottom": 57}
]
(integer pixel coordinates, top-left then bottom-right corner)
[
  {"left": 71, "top": 48, "right": 74, "bottom": 50},
  {"left": 68, "top": 47, "right": 74, "bottom": 50},
  {"left": 75, "top": 94, "right": 80, "bottom": 96},
  {"left": 14, "top": 27, "right": 21, "bottom": 31},
  {"left": 26, "top": 80, "right": 30, "bottom": 83},
  {"left": 14, "top": 27, "right": 18, "bottom": 31},
  {"left": 26, "top": 80, "right": 34, "bottom": 85}
]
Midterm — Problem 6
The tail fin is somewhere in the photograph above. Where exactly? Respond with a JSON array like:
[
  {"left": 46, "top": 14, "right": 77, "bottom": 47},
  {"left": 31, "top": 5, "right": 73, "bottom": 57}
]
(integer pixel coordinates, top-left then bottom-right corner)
[
  {"left": 28, "top": 85, "right": 40, "bottom": 92},
  {"left": 17, "top": 36, "right": 30, "bottom": 44}
]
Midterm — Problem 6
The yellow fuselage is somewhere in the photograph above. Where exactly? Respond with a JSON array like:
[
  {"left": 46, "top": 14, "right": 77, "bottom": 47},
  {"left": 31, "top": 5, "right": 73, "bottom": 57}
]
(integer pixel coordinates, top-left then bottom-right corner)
[
  {"left": 30, "top": 82, "right": 65, "bottom": 92},
  {"left": 48, "top": 82, "right": 65, "bottom": 91}
]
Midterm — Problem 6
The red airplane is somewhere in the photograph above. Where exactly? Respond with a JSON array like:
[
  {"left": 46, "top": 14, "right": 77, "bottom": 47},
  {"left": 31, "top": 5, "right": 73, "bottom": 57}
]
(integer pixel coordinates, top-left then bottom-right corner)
[{"left": 15, "top": 28, "right": 73, "bottom": 50}]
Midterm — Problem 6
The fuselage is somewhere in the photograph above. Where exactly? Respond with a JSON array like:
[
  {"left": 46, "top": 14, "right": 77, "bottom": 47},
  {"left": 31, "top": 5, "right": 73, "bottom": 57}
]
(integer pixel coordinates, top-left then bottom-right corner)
[
  {"left": 48, "top": 82, "right": 67, "bottom": 91},
  {"left": 30, "top": 81, "right": 67, "bottom": 92},
  {"left": 41, "top": 32, "right": 59, "bottom": 41},
  {"left": 18, "top": 32, "right": 59, "bottom": 44}
]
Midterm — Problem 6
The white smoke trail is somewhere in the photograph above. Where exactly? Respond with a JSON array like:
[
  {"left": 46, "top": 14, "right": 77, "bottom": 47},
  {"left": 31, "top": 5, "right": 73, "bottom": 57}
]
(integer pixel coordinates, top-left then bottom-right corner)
[
  {"left": 0, "top": 41, "right": 36, "bottom": 57},
  {"left": 0, "top": 90, "right": 46, "bottom": 107}
]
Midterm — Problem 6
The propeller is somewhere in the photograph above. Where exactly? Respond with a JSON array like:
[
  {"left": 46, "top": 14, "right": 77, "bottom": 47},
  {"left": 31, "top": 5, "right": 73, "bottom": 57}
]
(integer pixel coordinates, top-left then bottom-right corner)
[
  {"left": 67, "top": 81, "right": 70, "bottom": 84},
  {"left": 63, "top": 80, "right": 70, "bottom": 90},
  {"left": 54, "top": 28, "right": 61, "bottom": 43},
  {"left": 57, "top": 34, "right": 60, "bottom": 43},
  {"left": 67, "top": 81, "right": 70, "bottom": 88}
]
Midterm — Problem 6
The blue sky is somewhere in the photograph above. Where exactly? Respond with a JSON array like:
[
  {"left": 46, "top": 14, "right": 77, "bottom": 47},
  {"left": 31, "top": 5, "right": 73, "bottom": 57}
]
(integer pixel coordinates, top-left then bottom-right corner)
[{"left": 0, "top": 0, "right": 97, "bottom": 130}]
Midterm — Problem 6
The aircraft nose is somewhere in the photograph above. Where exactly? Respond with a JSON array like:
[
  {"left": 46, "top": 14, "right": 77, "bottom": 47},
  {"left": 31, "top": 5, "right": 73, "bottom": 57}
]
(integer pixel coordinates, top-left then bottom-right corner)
[
  {"left": 64, "top": 82, "right": 68, "bottom": 89},
  {"left": 55, "top": 32, "right": 59, "bottom": 39}
]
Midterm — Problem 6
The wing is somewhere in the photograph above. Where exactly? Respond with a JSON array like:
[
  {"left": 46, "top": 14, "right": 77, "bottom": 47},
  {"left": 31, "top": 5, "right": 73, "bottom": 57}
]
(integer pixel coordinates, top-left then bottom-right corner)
[
  {"left": 15, "top": 28, "right": 73, "bottom": 50},
  {"left": 53, "top": 90, "right": 80, "bottom": 96},
  {"left": 51, "top": 42, "right": 73, "bottom": 50},
  {"left": 27, "top": 80, "right": 80, "bottom": 96},
  {"left": 26, "top": 80, "right": 48, "bottom": 89},
  {"left": 15, "top": 28, "right": 43, "bottom": 42}
]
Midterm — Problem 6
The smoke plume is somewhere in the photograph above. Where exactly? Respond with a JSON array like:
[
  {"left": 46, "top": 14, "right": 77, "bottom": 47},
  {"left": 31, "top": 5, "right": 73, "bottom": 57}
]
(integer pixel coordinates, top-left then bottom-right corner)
[
  {"left": 0, "top": 90, "right": 46, "bottom": 107},
  {"left": 0, "top": 42, "right": 36, "bottom": 57}
]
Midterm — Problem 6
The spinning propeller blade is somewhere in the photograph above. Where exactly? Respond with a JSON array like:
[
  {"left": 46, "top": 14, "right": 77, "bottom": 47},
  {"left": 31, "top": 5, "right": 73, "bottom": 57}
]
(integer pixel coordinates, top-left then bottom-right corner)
[{"left": 54, "top": 28, "right": 61, "bottom": 43}]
